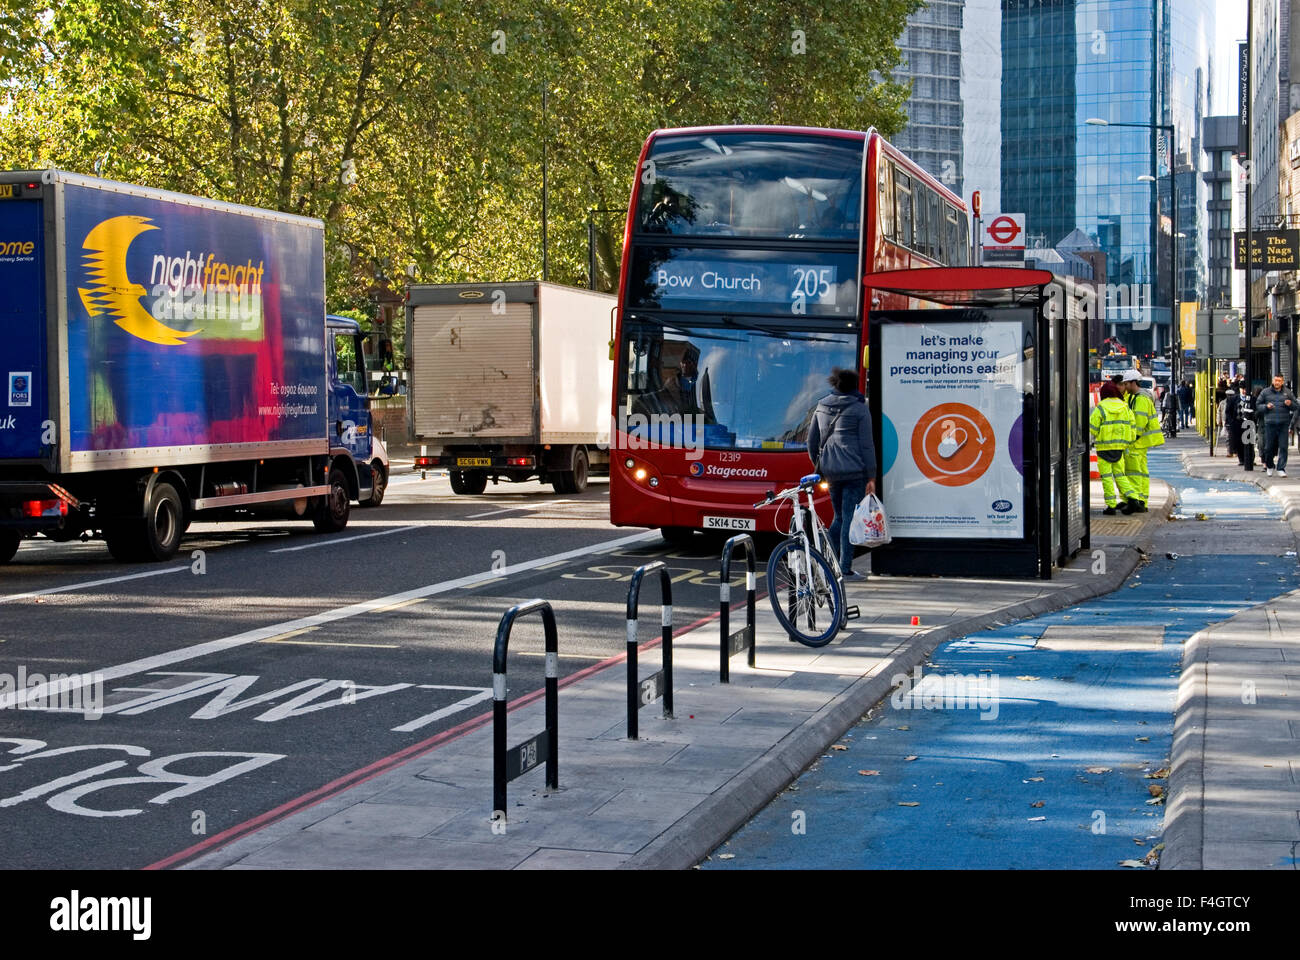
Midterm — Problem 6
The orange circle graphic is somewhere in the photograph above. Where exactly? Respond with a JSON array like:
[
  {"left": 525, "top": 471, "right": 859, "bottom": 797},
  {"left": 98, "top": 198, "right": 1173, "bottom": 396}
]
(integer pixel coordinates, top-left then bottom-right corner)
[{"left": 910, "top": 403, "right": 996, "bottom": 487}]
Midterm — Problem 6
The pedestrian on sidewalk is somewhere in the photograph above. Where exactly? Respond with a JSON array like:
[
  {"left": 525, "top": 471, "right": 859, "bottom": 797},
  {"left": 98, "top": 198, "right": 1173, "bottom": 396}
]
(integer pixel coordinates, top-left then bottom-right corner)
[
  {"left": 1089, "top": 380, "right": 1139, "bottom": 514},
  {"left": 807, "top": 367, "right": 878, "bottom": 580},
  {"left": 1121, "top": 369, "right": 1163, "bottom": 511},
  {"left": 1177, "top": 380, "right": 1193, "bottom": 428},
  {"left": 1238, "top": 384, "right": 1258, "bottom": 471},
  {"left": 1225, "top": 385, "right": 1243, "bottom": 461},
  {"left": 1258, "top": 374, "right": 1297, "bottom": 476}
]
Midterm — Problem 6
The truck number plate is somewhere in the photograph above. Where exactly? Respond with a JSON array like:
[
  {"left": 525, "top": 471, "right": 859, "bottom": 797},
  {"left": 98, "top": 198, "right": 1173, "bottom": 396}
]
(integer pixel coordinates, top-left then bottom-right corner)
[
  {"left": 704, "top": 516, "right": 755, "bottom": 531},
  {"left": 457, "top": 458, "right": 491, "bottom": 467}
]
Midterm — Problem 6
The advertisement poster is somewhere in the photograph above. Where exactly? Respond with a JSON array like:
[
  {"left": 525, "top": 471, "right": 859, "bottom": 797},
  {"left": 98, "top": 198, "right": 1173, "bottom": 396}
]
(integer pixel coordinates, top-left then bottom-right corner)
[
  {"left": 879, "top": 317, "right": 1028, "bottom": 539},
  {"left": 62, "top": 181, "right": 325, "bottom": 453}
]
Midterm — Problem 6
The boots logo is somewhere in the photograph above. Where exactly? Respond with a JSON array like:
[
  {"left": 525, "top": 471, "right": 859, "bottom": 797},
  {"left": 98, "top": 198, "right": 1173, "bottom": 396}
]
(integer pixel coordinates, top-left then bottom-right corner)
[{"left": 77, "top": 215, "right": 265, "bottom": 346}]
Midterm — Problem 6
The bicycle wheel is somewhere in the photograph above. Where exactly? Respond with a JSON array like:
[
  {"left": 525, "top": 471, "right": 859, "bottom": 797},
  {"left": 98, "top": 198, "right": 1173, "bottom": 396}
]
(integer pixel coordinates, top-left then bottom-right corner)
[{"left": 766, "top": 538, "right": 844, "bottom": 647}]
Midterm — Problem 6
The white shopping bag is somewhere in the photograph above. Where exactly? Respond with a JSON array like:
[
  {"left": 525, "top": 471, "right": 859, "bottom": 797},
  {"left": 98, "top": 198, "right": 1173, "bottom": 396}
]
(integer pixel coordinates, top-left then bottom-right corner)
[{"left": 849, "top": 492, "right": 890, "bottom": 547}]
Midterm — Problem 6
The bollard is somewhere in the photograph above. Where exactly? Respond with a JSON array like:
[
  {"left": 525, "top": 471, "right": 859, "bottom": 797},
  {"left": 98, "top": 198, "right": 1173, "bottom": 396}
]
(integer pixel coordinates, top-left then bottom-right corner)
[
  {"left": 492, "top": 599, "right": 559, "bottom": 822},
  {"left": 626, "top": 561, "right": 674, "bottom": 739},
  {"left": 719, "top": 534, "right": 757, "bottom": 683}
]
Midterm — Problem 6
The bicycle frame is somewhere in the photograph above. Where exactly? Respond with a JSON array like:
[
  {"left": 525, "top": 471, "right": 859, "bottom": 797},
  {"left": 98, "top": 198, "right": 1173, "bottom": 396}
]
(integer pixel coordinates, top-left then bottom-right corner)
[{"left": 784, "top": 484, "right": 842, "bottom": 583}]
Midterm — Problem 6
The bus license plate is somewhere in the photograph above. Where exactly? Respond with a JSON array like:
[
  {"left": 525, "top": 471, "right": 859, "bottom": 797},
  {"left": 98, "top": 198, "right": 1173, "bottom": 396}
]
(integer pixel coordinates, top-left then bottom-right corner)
[
  {"left": 457, "top": 458, "right": 491, "bottom": 467},
  {"left": 704, "top": 516, "right": 755, "bottom": 531}
]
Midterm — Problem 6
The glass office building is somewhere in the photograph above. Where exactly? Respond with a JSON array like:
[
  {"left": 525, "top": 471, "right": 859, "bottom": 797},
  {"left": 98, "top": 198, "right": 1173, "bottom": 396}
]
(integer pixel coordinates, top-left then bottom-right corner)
[{"left": 1001, "top": 0, "right": 1216, "bottom": 355}]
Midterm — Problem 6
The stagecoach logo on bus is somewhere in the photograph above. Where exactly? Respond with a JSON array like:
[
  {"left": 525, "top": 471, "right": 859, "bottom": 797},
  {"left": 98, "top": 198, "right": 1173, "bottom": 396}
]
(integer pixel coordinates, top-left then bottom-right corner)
[{"left": 0, "top": 668, "right": 105, "bottom": 719}]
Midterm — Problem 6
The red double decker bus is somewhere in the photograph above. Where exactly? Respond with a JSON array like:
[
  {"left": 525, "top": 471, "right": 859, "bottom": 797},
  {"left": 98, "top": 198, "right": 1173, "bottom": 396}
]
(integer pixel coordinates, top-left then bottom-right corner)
[{"left": 609, "top": 125, "right": 969, "bottom": 542}]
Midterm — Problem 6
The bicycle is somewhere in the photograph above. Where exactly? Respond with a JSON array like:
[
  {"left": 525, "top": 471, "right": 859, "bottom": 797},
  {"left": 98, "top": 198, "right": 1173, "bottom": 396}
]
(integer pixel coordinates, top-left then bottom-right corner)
[{"left": 753, "top": 473, "right": 860, "bottom": 647}]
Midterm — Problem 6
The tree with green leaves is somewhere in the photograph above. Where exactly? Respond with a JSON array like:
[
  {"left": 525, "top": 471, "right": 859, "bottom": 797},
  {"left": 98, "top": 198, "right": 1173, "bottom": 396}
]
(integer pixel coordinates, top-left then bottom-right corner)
[{"left": 0, "top": 0, "right": 922, "bottom": 322}]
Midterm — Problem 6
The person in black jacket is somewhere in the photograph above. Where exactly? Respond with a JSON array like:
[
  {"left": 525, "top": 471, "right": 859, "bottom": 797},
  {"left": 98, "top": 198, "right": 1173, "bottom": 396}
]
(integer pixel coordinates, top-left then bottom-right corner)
[
  {"left": 1225, "top": 386, "right": 1242, "bottom": 462},
  {"left": 806, "top": 368, "right": 878, "bottom": 580}
]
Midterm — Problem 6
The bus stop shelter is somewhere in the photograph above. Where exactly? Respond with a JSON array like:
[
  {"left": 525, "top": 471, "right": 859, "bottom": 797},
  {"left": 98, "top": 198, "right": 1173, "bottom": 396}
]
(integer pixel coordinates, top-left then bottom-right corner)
[{"left": 864, "top": 267, "right": 1090, "bottom": 580}]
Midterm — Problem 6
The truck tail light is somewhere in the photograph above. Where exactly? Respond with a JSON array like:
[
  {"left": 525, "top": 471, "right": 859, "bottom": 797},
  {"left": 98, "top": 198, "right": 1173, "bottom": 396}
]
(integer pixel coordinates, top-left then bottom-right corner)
[
  {"left": 506, "top": 457, "right": 533, "bottom": 467},
  {"left": 22, "top": 499, "right": 66, "bottom": 518},
  {"left": 414, "top": 455, "right": 439, "bottom": 467}
]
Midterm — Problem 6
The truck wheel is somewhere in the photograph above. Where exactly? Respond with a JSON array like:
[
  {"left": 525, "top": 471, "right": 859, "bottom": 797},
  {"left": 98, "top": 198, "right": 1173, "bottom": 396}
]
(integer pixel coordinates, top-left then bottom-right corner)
[
  {"left": 0, "top": 529, "right": 20, "bottom": 564},
  {"left": 359, "top": 461, "right": 386, "bottom": 507},
  {"left": 552, "top": 447, "right": 589, "bottom": 494},
  {"left": 105, "top": 482, "right": 184, "bottom": 562},
  {"left": 312, "top": 472, "right": 351, "bottom": 532},
  {"left": 142, "top": 482, "right": 184, "bottom": 560},
  {"left": 450, "top": 470, "right": 487, "bottom": 495}
]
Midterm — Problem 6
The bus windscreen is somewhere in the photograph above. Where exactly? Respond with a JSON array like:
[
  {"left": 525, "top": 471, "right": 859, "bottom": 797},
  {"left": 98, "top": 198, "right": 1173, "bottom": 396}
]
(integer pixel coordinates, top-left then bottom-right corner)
[
  {"left": 635, "top": 133, "right": 864, "bottom": 242},
  {"left": 618, "top": 318, "right": 856, "bottom": 452}
]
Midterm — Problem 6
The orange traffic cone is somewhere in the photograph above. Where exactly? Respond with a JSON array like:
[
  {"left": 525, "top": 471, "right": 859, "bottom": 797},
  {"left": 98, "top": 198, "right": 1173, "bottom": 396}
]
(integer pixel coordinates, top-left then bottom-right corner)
[{"left": 1089, "top": 452, "right": 1100, "bottom": 480}]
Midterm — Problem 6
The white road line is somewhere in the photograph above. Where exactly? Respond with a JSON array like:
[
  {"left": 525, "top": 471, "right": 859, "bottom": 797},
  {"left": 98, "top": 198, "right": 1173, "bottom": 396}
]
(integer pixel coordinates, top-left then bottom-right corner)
[
  {"left": 465, "top": 507, "right": 528, "bottom": 519},
  {"left": 0, "top": 529, "right": 659, "bottom": 711},
  {"left": 269, "top": 525, "right": 422, "bottom": 553},
  {"left": 0, "top": 566, "right": 189, "bottom": 606}
]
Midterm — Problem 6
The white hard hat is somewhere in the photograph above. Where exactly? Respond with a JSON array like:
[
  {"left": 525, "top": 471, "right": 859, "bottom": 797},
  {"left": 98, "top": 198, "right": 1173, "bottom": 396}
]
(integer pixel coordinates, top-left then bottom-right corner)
[{"left": 1121, "top": 369, "right": 1141, "bottom": 382}]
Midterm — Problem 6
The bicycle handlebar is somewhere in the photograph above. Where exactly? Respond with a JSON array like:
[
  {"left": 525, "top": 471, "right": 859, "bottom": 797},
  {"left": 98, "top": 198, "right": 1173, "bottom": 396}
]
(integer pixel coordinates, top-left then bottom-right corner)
[{"left": 752, "top": 480, "right": 819, "bottom": 509}]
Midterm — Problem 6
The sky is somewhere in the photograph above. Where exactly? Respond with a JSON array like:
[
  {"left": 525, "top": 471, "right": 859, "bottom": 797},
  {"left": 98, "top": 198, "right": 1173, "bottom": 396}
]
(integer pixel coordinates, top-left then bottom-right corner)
[{"left": 1213, "top": 0, "right": 1248, "bottom": 116}]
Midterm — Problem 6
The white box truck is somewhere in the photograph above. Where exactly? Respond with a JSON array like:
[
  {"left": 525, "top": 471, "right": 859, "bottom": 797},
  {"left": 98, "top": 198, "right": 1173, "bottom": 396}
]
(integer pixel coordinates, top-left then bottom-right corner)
[{"left": 406, "top": 282, "right": 615, "bottom": 493}]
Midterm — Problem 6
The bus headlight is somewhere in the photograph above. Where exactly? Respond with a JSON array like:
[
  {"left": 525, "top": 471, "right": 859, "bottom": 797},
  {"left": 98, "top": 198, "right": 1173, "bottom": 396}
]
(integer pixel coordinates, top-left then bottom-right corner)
[
  {"left": 625, "top": 458, "right": 635, "bottom": 469},
  {"left": 634, "top": 468, "right": 647, "bottom": 481}
]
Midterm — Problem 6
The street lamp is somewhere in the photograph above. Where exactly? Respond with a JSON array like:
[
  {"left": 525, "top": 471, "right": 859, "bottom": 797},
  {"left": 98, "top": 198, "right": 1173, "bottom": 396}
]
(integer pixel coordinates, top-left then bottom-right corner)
[{"left": 1086, "top": 118, "right": 1182, "bottom": 397}]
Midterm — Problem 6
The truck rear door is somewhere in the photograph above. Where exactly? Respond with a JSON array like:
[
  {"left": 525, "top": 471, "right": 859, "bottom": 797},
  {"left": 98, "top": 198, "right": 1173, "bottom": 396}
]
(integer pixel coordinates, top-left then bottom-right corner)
[{"left": 0, "top": 184, "right": 49, "bottom": 461}]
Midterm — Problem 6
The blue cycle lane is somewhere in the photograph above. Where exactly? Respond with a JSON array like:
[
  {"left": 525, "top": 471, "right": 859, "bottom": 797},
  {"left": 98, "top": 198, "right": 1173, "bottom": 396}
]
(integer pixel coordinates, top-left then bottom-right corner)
[{"left": 702, "top": 446, "right": 1300, "bottom": 869}]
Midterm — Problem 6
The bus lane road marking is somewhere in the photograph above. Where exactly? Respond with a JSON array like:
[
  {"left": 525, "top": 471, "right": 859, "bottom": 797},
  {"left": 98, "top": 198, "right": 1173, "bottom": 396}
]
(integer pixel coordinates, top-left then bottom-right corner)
[
  {"left": 0, "top": 566, "right": 189, "bottom": 606},
  {"left": 0, "top": 529, "right": 660, "bottom": 712},
  {"left": 270, "top": 525, "right": 422, "bottom": 553}
]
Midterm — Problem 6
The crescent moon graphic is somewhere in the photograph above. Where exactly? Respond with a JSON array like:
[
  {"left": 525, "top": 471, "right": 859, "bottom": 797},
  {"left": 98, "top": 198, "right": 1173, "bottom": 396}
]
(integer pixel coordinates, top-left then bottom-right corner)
[{"left": 77, "top": 215, "right": 202, "bottom": 346}]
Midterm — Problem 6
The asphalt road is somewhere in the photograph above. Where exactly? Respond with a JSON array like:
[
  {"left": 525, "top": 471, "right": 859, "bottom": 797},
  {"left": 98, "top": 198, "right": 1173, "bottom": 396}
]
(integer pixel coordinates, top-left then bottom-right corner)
[{"left": 0, "top": 466, "right": 760, "bottom": 869}]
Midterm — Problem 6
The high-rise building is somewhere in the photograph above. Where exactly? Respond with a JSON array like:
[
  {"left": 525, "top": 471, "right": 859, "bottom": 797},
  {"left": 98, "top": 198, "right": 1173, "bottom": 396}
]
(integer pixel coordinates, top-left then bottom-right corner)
[
  {"left": 999, "top": 0, "right": 1217, "bottom": 356},
  {"left": 892, "top": 1, "right": 965, "bottom": 195},
  {"left": 1202, "top": 116, "right": 1240, "bottom": 312}
]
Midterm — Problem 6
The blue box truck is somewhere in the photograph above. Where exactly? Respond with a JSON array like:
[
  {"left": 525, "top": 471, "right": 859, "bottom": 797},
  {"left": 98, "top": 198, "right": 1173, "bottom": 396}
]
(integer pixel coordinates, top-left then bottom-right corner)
[{"left": 0, "top": 170, "right": 388, "bottom": 563}]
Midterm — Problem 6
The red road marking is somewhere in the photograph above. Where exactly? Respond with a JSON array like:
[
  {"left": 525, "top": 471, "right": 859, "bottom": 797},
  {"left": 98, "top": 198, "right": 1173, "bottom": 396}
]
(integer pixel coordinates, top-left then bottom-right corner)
[{"left": 144, "top": 599, "right": 763, "bottom": 870}]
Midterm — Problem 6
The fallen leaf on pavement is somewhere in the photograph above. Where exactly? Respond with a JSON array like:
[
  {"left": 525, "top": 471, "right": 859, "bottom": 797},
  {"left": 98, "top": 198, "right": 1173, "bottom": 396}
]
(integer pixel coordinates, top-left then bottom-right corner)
[
  {"left": 1024, "top": 777, "right": 1045, "bottom": 783},
  {"left": 1118, "top": 859, "right": 1148, "bottom": 868},
  {"left": 1027, "top": 816, "right": 1046, "bottom": 822},
  {"left": 718, "top": 853, "right": 735, "bottom": 860},
  {"left": 896, "top": 725, "right": 910, "bottom": 731},
  {"left": 1145, "top": 767, "right": 1170, "bottom": 779},
  {"left": 904, "top": 755, "right": 918, "bottom": 762},
  {"left": 1148, "top": 784, "right": 1164, "bottom": 797},
  {"left": 1016, "top": 675, "right": 1040, "bottom": 681},
  {"left": 1085, "top": 766, "right": 1112, "bottom": 774},
  {"left": 1135, "top": 737, "right": 1150, "bottom": 742},
  {"left": 1030, "top": 801, "right": 1045, "bottom": 808},
  {"left": 898, "top": 801, "right": 920, "bottom": 807},
  {"left": 831, "top": 744, "right": 848, "bottom": 751},
  {"left": 1145, "top": 796, "right": 1164, "bottom": 805},
  {"left": 858, "top": 770, "right": 880, "bottom": 776}
]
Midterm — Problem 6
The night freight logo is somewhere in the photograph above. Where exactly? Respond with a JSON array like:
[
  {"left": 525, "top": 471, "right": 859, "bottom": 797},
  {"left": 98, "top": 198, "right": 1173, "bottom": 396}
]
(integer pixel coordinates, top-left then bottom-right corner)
[{"left": 77, "top": 215, "right": 265, "bottom": 345}]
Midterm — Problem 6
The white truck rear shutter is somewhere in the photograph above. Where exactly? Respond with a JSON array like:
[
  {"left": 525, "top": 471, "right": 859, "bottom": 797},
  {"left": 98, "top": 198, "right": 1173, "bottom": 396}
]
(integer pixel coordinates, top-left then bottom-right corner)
[{"left": 410, "top": 302, "right": 534, "bottom": 438}]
